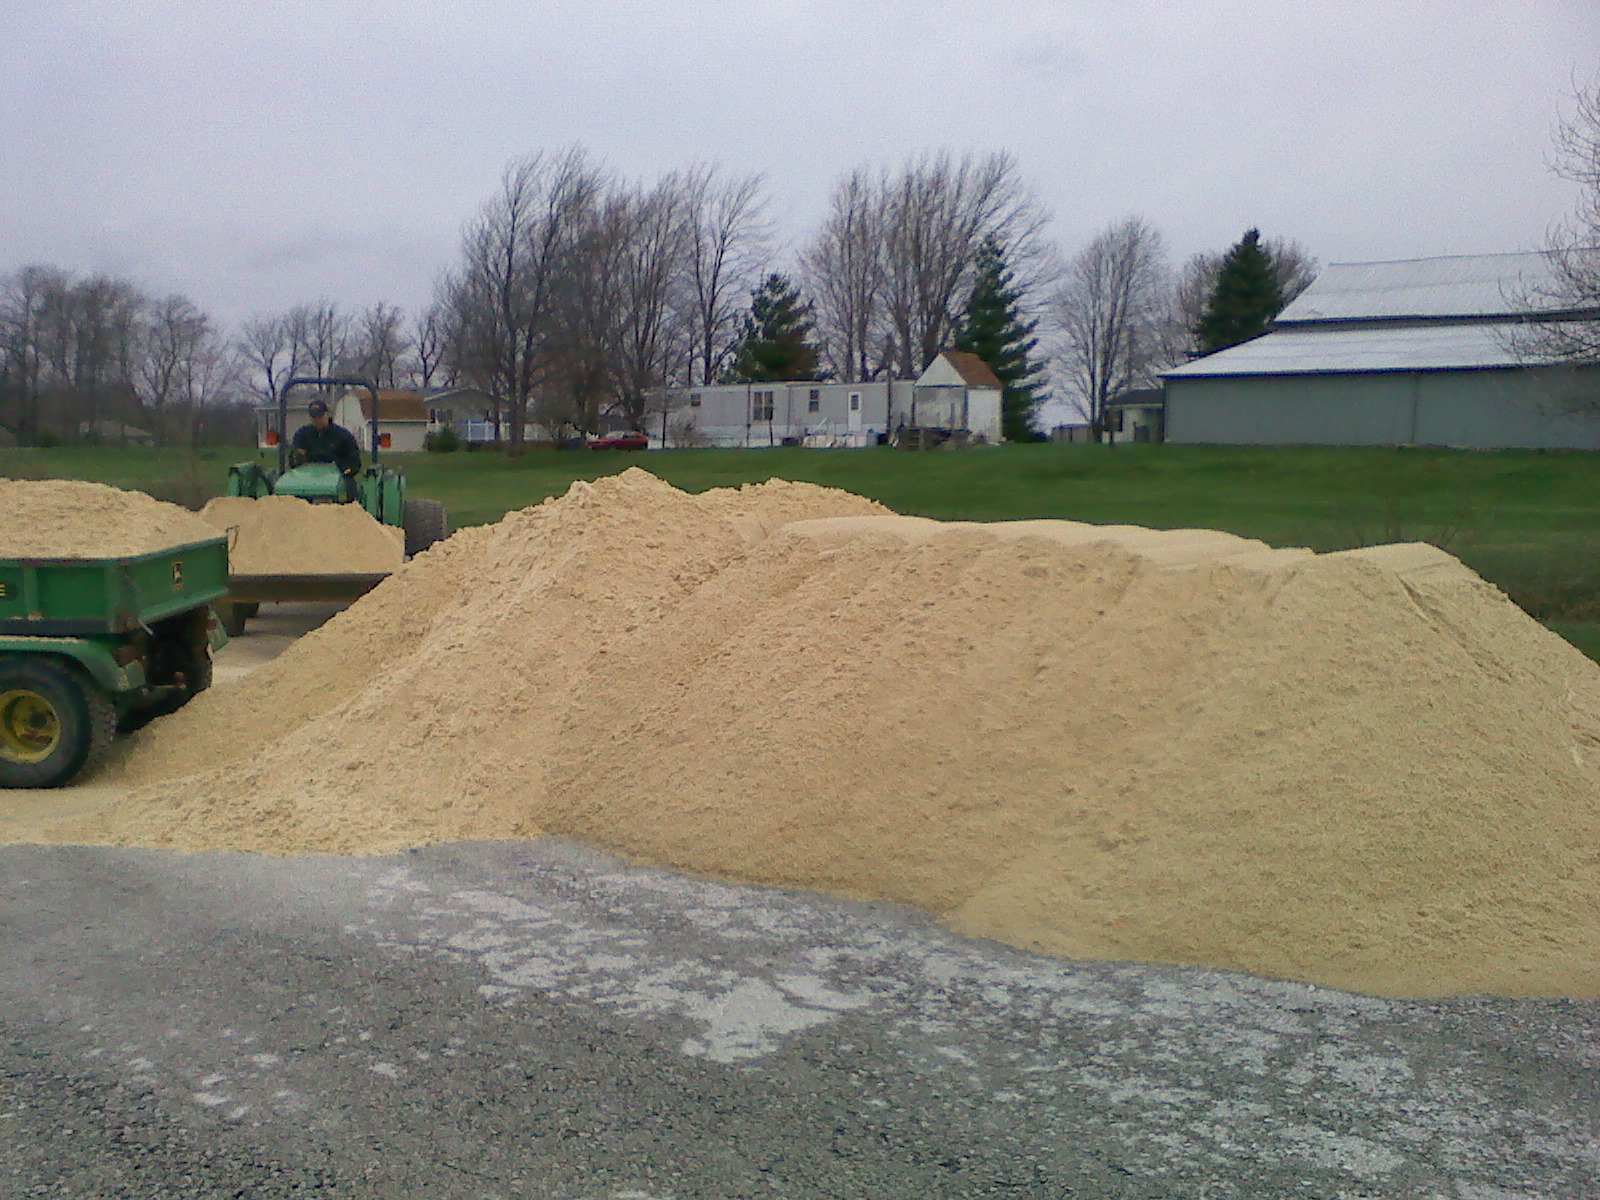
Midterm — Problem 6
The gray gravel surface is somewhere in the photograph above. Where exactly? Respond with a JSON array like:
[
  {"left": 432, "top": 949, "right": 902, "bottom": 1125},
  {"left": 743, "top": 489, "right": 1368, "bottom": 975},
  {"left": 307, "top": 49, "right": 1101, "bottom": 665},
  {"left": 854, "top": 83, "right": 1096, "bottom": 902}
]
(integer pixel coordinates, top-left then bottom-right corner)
[{"left": 1, "top": 839, "right": 1596, "bottom": 1199}]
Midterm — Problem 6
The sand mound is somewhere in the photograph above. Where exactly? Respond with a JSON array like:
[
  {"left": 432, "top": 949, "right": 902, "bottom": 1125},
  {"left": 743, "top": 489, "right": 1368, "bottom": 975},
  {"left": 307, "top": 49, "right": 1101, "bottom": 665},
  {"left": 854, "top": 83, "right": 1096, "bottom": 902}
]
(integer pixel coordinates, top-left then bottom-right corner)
[
  {"left": 0, "top": 479, "right": 220, "bottom": 557},
  {"left": 109, "top": 522, "right": 497, "bottom": 786},
  {"left": 26, "top": 467, "right": 1600, "bottom": 998},
  {"left": 200, "top": 495, "right": 404, "bottom": 575}
]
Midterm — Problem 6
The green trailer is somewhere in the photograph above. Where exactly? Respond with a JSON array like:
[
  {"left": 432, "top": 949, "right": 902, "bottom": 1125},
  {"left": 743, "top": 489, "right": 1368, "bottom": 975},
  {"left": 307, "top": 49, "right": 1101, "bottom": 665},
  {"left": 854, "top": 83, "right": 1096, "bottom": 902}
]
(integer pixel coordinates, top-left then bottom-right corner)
[{"left": 0, "top": 536, "right": 229, "bottom": 788}]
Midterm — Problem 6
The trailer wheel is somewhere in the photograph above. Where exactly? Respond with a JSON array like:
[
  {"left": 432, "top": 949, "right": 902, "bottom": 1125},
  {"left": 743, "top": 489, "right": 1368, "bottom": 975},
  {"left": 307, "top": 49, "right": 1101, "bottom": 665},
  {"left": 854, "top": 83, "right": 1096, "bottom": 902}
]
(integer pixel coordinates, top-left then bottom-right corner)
[
  {"left": 403, "top": 498, "right": 450, "bottom": 558},
  {"left": 0, "top": 657, "right": 116, "bottom": 789},
  {"left": 216, "top": 603, "right": 250, "bottom": 637},
  {"left": 123, "top": 614, "right": 216, "bottom": 730}
]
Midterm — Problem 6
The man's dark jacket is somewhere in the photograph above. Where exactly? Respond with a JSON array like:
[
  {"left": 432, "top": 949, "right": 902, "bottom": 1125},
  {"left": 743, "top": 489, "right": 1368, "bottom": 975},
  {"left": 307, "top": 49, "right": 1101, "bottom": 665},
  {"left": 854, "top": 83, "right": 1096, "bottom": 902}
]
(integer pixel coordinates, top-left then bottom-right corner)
[{"left": 290, "top": 420, "right": 362, "bottom": 476}]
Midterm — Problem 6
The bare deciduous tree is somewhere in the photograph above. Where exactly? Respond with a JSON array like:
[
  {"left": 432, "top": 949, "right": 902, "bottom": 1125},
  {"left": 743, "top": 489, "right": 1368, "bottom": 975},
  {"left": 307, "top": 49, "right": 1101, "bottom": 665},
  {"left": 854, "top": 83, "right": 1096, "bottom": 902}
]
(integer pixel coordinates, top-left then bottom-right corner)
[
  {"left": 1513, "top": 73, "right": 1600, "bottom": 368},
  {"left": 284, "top": 301, "right": 352, "bottom": 384},
  {"left": 803, "top": 167, "right": 886, "bottom": 383},
  {"left": 354, "top": 301, "right": 411, "bottom": 389},
  {"left": 540, "top": 189, "right": 629, "bottom": 436},
  {"left": 880, "top": 150, "right": 1047, "bottom": 379},
  {"left": 177, "top": 325, "right": 240, "bottom": 448},
  {"left": 682, "top": 165, "right": 769, "bottom": 385},
  {"left": 238, "top": 314, "right": 299, "bottom": 408},
  {"left": 804, "top": 151, "right": 1048, "bottom": 382},
  {"left": 0, "top": 265, "right": 70, "bottom": 443},
  {"left": 446, "top": 148, "right": 606, "bottom": 448},
  {"left": 411, "top": 300, "right": 453, "bottom": 390},
  {"left": 1052, "top": 216, "right": 1171, "bottom": 439},
  {"left": 138, "top": 295, "right": 211, "bottom": 442},
  {"left": 67, "top": 275, "right": 143, "bottom": 437},
  {"left": 608, "top": 174, "right": 695, "bottom": 429}
]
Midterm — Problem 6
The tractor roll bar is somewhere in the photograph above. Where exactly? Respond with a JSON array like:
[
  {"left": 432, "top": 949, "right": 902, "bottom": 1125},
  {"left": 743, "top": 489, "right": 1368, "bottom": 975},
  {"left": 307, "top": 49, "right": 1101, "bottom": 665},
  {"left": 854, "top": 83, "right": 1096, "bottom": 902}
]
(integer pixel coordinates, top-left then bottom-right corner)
[{"left": 276, "top": 376, "right": 382, "bottom": 476}]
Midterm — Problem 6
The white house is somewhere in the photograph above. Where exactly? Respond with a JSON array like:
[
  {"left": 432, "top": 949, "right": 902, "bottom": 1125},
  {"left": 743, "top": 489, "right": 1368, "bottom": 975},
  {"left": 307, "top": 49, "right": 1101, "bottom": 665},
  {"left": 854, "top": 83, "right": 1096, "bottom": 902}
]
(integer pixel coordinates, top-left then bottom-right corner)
[
  {"left": 256, "top": 389, "right": 431, "bottom": 454},
  {"left": 659, "top": 350, "right": 1006, "bottom": 448},
  {"left": 423, "top": 386, "right": 499, "bottom": 444},
  {"left": 1161, "top": 252, "right": 1600, "bottom": 449}
]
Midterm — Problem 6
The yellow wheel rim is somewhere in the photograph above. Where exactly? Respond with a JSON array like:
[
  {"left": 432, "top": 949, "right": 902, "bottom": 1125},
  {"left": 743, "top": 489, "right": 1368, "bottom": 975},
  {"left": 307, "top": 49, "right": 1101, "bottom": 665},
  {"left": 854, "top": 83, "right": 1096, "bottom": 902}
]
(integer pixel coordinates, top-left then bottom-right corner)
[{"left": 0, "top": 688, "right": 61, "bottom": 764}]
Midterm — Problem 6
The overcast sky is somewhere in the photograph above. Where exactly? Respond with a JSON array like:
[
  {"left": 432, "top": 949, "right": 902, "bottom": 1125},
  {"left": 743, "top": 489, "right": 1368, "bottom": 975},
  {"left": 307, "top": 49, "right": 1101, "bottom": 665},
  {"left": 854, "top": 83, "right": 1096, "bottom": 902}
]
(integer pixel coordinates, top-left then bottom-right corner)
[{"left": 3, "top": 1, "right": 1598, "bottom": 328}]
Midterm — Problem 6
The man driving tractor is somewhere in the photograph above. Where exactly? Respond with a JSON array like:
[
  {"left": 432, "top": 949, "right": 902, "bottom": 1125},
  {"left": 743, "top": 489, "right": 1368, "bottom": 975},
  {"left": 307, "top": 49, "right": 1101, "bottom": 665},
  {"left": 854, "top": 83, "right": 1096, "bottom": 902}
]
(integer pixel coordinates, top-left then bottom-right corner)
[{"left": 290, "top": 398, "right": 363, "bottom": 499}]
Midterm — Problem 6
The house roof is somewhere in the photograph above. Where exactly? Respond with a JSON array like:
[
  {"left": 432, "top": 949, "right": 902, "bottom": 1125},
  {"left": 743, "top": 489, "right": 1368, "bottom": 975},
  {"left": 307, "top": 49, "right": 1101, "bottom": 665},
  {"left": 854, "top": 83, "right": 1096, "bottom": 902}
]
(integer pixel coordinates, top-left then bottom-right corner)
[
  {"left": 1275, "top": 251, "right": 1569, "bottom": 324},
  {"left": 351, "top": 389, "right": 429, "bottom": 423},
  {"left": 938, "top": 350, "right": 1003, "bottom": 388},
  {"left": 1162, "top": 320, "right": 1546, "bottom": 379}
]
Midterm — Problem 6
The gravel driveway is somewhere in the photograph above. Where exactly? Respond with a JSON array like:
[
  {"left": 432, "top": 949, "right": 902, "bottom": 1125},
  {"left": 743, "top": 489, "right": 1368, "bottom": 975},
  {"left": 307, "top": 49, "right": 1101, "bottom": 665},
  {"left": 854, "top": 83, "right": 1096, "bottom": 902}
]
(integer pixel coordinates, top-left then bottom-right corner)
[{"left": 2, "top": 837, "right": 1596, "bottom": 1199}]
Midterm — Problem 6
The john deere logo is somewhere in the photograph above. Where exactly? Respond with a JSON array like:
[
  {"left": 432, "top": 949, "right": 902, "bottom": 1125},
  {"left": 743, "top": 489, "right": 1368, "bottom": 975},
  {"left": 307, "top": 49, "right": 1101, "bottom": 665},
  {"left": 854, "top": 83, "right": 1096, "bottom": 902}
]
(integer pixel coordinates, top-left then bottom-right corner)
[{"left": 172, "top": 562, "right": 184, "bottom": 590}]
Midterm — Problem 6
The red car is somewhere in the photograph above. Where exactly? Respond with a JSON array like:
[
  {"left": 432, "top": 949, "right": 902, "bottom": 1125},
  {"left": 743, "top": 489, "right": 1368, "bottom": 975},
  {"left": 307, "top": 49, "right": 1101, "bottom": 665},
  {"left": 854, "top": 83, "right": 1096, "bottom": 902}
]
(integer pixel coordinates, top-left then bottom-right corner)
[{"left": 588, "top": 431, "right": 649, "bottom": 451}]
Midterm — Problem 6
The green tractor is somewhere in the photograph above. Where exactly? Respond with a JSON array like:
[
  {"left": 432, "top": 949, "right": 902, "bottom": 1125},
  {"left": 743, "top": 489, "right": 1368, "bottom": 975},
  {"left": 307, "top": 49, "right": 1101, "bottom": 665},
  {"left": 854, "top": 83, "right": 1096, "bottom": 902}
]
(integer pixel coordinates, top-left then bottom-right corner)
[
  {"left": 228, "top": 375, "right": 449, "bottom": 557},
  {"left": 214, "top": 376, "right": 450, "bottom": 636}
]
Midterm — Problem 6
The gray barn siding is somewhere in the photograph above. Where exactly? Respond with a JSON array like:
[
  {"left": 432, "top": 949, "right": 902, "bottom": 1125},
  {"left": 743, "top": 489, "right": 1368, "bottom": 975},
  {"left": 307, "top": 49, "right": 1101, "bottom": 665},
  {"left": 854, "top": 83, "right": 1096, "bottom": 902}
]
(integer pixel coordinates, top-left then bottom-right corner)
[{"left": 1166, "top": 367, "right": 1600, "bottom": 450}]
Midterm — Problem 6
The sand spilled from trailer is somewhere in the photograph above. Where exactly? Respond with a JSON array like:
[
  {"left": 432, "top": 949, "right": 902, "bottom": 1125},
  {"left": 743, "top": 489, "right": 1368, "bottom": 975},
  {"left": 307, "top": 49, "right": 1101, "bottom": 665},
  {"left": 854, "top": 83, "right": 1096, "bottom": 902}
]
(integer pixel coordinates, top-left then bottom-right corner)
[
  {"left": 0, "top": 479, "right": 221, "bottom": 556},
  {"left": 200, "top": 494, "right": 404, "bottom": 575},
  {"left": 26, "top": 468, "right": 1600, "bottom": 998}
]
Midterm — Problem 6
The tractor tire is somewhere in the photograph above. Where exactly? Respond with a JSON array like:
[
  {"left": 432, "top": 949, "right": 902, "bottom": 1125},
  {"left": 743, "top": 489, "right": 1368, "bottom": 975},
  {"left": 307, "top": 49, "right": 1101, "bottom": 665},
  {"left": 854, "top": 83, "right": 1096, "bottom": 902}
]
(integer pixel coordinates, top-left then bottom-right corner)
[
  {"left": 0, "top": 656, "right": 116, "bottom": 789},
  {"left": 403, "top": 498, "right": 450, "bottom": 558}
]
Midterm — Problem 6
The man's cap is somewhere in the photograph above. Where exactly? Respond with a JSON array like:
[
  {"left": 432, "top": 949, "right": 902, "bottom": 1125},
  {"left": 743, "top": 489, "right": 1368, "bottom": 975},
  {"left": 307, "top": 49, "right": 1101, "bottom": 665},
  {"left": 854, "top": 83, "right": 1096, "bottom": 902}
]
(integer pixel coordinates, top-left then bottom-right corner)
[{"left": 307, "top": 399, "right": 329, "bottom": 416}]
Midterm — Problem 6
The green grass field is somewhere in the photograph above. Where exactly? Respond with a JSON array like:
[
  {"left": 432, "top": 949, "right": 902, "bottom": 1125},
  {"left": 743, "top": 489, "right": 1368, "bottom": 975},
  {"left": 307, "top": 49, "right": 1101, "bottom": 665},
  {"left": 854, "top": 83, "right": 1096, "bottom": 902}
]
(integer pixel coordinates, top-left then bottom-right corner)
[{"left": 6, "top": 442, "right": 1599, "bottom": 652}]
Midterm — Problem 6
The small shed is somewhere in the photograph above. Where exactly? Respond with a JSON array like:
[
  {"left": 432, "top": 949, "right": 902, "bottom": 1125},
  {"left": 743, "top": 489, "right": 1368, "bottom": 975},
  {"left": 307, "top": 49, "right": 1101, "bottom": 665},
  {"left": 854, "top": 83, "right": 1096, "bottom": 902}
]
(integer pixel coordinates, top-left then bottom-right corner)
[
  {"left": 1105, "top": 388, "right": 1165, "bottom": 443},
  {"left": 913, "top": 351, "right": 1004, "bottom": 442}
]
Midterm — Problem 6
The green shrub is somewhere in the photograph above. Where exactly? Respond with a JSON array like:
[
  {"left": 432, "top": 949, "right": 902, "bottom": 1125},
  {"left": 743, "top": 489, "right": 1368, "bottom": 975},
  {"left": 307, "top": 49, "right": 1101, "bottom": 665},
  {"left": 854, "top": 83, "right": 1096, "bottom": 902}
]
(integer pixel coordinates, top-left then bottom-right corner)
[{"left": 428, "top": 427, "right": 461, "bottom": 453}]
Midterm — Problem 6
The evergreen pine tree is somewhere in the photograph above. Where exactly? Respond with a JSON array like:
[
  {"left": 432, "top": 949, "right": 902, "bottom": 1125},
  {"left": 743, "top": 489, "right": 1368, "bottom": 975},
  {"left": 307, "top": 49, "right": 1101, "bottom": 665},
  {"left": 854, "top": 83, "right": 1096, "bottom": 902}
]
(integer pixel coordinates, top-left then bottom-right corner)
[
  {"left": 1194, "top": 228, "right": 1285, "bottom": 354},
  {"left": 730, "top": 274, "right": 820, "bottom": 382},
  {"left": 953, "top": 236, "right": 1045, "bottom": 441}
]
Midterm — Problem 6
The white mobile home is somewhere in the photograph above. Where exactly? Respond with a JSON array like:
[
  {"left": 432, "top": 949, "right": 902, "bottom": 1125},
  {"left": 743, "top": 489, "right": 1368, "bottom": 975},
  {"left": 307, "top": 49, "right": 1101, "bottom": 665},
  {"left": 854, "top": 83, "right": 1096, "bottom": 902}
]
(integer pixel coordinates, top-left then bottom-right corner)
[{"left": 662, "top": 351, "right": 1006, "bottom": 447}]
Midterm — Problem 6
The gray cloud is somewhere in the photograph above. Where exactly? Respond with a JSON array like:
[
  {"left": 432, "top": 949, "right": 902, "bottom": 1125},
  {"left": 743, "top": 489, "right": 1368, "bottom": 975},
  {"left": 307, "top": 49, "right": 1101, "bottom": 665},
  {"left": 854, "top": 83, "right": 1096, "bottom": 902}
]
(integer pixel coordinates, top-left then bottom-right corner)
[{"left": 2, "top": 0, "right": 1596, "bottom": 324}]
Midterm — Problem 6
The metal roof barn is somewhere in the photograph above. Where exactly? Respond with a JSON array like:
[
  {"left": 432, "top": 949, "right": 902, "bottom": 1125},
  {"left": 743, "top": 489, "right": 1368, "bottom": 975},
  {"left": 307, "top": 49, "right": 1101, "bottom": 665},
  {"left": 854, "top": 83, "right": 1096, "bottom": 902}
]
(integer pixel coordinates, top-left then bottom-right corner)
[
  {"left": 1272, "top": 252, "right": 1565, "bottom": 324},
  {"left": 1161, "top": 252, "right": 1600, "bottom": 449}
]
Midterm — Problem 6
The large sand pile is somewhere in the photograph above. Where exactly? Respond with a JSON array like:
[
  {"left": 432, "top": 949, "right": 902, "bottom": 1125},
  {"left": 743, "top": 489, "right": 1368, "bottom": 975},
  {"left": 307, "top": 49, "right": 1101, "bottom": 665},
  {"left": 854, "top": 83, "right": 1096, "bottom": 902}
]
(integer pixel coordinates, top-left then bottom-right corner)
[
  {"left": 0, "top": 479, "right": 221, "bottom": 557},
  {"left": 200, "top": 495, "right": 404, "bottom": 575},
  {"left": 24, "top": 468, "right": 1600, "bottom": 998}
]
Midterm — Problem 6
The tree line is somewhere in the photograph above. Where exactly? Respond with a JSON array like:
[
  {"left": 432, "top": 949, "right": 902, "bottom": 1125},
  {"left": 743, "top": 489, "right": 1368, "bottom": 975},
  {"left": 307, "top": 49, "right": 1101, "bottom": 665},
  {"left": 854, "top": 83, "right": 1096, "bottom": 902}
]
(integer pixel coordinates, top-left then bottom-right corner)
[{"left": 1, "top": 146, "right": 1325, "bottom": 449}]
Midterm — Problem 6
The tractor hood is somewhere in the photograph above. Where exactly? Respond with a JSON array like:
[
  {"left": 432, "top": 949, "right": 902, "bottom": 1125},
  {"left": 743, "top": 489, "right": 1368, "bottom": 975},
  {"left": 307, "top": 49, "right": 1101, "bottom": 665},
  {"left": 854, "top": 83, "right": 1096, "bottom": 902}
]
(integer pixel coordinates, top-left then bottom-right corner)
[{"left": 273, "top": 463, "right": 345, "bottom": 501}]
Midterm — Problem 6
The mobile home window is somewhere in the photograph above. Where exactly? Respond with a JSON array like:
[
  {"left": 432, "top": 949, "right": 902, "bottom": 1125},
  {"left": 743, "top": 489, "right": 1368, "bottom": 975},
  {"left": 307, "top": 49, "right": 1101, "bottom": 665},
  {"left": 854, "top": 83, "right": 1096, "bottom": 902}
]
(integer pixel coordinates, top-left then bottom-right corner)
[
  {"left": 689, "top": 392, "right": 701, "bottom": 407},
  {"left": 807, "top": 399, "right": 820, "bottom": 413},
  {"left": 751, "top": 391, "right": 775, "bottom": 422},
  {"left": 849, "top": 392, "right": 861, "bottom": 412}
]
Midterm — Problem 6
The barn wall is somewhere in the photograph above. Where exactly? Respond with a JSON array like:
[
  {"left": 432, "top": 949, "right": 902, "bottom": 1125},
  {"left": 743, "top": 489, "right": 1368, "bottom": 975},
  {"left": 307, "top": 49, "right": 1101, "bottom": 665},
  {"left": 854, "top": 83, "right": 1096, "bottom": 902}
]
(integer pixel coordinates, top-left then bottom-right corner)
[{"left": 1166, "top": 366, "right": 1600, "bottom": 449}]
